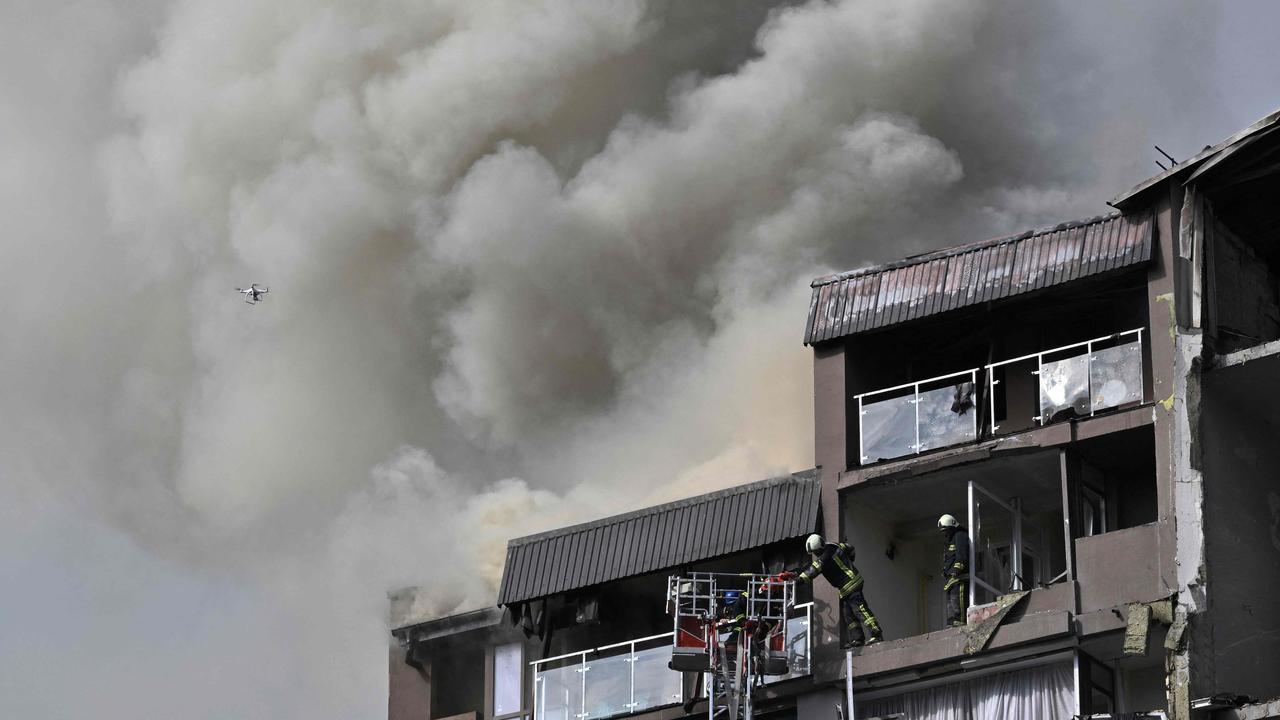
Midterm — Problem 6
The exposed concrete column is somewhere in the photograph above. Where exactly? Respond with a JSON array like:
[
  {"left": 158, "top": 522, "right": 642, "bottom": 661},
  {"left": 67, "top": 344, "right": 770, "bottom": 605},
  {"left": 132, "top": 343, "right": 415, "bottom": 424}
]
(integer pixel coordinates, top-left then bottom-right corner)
[
  {"left": 1147, "top": 187, "right": 1181, "bottom": 568},
  {"left": 1144, "top": 178, "right": 1217, "bottom": 720},
  {"left": 813, "top": 341, "right": 847, "bottom": 682},
  {"left": 1144, "top": 185, "right": 1203, "bottom": 720},
  {"left": 814, "top": 341, "right": 848, "bottom": 472}
]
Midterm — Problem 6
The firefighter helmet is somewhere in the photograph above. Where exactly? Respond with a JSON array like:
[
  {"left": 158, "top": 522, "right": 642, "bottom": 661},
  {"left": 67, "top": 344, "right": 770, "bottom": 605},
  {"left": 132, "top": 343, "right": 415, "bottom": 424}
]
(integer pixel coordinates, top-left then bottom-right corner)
[
  {"left": 805, "top": 533, "right": 824, "bottom": 554},
  {"left": 937, "top": 513, "right": 959, "bottom": 531}
]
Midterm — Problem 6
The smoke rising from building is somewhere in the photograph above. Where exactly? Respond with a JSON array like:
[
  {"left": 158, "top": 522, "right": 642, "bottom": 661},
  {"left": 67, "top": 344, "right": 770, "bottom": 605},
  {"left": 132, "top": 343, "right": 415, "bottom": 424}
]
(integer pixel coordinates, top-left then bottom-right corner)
[{"left": 0, "top": 0, "right": 1252, "bottom": 716}]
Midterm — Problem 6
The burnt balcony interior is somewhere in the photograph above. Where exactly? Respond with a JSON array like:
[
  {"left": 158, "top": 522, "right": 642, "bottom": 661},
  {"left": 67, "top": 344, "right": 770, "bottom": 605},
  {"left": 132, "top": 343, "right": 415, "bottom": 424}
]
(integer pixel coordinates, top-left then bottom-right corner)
[
  {"left": 840, "top": 426, "right": 1156, "bottom": 642},
  {"left": 532, "top": 542, "right": 811, "bottom": 662},
  {"left": 1196, "top": 137, "right": 1280, "bottom": 355},
  {"left": 845, "top": 271, "right": 1151, "bottom": 469}
]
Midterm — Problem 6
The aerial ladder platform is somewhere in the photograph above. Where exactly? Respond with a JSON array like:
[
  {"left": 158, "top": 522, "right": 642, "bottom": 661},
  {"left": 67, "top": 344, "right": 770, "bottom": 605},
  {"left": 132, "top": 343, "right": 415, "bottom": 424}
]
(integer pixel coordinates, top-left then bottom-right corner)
[{"left": 666, "top": 572, "right": 796, "bottom": 720}]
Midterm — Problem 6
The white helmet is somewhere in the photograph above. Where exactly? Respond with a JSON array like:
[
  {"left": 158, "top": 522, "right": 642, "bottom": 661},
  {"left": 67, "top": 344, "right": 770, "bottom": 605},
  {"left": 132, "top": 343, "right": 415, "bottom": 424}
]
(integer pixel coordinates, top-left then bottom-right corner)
[
  {"left": 937, "top": 514, "right": 959, "bottom": 531},
  {"left": 805, "top": 533, "right": 825, "bottom": 554}
]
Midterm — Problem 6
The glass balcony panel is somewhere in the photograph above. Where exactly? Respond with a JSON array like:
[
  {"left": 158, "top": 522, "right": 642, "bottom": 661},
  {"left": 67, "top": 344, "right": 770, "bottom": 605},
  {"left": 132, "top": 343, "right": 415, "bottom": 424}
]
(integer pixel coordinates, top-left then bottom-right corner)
[
  {"left": 973, "top": 495, "right": 1015, "bottom": 604},
  {"left": 861, "top": 394, "right": 917, "bottom": 462},
  {"left": 583, "top": 652, "right": 631, "bottom": 719},
  {"left": 782, "top": 612, "right": 809, "bottom": 680},
  {"left": 536, "top": 661, "right": 584, "bottom": 720},
  {"left": 1039, "top": 355, "right": 1089, "bottom": 423},
  {"left": 1090, "top": 341, "right": 1143, "bottom": 412},
  {"left": 630, "top": 645, "right": 681, "bottom": 712},
  {"left": 917, "top": 383, "right": 977, "bottom": 452}
]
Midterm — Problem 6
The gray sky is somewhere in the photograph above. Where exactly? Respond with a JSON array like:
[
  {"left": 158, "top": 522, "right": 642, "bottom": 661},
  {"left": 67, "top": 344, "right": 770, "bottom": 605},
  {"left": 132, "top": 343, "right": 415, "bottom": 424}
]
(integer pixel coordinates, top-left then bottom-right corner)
[{"left": 1, "top": 1, "right": 1277, "bottom": 718}]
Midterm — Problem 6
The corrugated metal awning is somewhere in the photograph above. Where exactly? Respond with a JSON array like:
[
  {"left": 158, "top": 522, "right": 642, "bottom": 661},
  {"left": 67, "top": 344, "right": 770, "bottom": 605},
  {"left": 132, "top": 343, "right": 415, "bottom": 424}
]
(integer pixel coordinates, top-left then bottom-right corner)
[
  {"left": 804, "top": 212, "right": 1154, "bottom": 345},
  {"left": 496, "top": 469, "right": 821, "bottom": 606}
]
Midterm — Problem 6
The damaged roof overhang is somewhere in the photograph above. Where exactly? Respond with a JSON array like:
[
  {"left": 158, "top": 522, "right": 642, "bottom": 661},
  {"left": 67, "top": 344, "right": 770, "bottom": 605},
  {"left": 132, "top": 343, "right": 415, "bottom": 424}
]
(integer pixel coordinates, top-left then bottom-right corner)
[
  {"left": 391, "top": 605, "right": 505, "bottom": 642},
  {"left": 1109, "top": 106, "right": 1280, "bottom": 211},
  {"left": 804, "top": 211, "right": 1154, "bottom": 345},
  {"left": 496, "top": 469, "right": 821, "bottom": 606}
]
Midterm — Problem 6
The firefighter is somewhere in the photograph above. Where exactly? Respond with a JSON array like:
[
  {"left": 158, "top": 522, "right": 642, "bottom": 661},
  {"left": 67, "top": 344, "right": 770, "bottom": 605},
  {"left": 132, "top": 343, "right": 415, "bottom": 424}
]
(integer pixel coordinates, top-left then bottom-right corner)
[
  {"left": 780, "top": 534, "right": 883, "bottom": 648},
  {"left": 938, "top": 514, "right": 970, "bottom": 627},
  {"left": 719, "top": 590, "right": 748, "bottom": 630}
]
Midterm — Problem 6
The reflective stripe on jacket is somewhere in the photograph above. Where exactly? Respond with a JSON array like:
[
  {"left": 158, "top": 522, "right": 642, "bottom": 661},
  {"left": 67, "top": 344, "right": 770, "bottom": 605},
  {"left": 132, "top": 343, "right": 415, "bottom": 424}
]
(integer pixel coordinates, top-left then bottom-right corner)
[{"left": 797, "top": 542, "right": 864, "bottom": 597}]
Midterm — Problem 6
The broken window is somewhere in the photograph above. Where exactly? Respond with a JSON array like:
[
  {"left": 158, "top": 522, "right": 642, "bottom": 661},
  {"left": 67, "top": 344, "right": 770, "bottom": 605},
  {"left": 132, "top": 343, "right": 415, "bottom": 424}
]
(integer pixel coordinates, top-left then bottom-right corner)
[{"left": 968, "top": 466, "right": 1069, "bottom": 607}]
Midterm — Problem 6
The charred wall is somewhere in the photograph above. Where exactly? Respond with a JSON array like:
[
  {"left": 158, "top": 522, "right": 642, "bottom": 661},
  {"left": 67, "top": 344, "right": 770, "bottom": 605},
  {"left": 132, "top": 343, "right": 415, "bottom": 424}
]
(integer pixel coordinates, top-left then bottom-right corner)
[
  {"left": 1199, "top": 352, "right": 1280, "bottom": 702},
  {"left": 1210, "top": 216, "right": 1280, "bottom": 353}
]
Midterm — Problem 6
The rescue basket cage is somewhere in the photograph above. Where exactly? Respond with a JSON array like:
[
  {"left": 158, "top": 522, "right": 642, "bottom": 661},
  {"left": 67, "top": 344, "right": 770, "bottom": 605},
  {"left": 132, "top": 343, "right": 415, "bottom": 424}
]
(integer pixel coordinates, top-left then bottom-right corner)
[{"left": 665, "top": 571, "right": 796, "bottom": 676}]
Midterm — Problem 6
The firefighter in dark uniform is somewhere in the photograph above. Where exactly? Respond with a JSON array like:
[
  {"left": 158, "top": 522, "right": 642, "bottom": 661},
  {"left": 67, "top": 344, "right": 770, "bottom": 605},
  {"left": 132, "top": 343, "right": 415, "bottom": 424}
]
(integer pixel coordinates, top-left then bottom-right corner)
[
  {"left": 781, "top": 534, "right": 883, "bottom": 648},
  {"left": 938, "top": 513, "right": 970, "bottom": 627}
]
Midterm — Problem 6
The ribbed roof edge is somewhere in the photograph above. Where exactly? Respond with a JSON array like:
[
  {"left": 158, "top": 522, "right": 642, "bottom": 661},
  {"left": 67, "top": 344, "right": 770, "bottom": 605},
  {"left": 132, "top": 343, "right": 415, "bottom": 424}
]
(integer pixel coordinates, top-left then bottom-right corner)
[
  {"left": 810, "top": 213, "right": 1121, "bottom": 289},
  {"left": 506, "top": 468, "right": 820, "bottom": 548}
]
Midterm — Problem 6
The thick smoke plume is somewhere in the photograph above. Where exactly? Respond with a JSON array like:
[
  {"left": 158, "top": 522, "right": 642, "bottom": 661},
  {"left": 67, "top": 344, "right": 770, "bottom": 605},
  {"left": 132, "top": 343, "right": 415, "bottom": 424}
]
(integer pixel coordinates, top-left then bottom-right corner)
[{"left": 0, "top": 0, "right": 1243, "bottom": 716}]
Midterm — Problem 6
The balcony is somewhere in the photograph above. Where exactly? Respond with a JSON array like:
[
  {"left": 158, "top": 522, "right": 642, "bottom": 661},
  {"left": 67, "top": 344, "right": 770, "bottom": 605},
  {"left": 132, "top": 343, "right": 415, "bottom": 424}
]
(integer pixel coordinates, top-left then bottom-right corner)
[
  {"left": 531, "top": 604, "right": 812, "bottom": 720},
  {"left": 855, "top": 329, "right": 1146, "bottom": 465},
  {"left": 532, "top": 634, "right": 680, "bottom": 720}
]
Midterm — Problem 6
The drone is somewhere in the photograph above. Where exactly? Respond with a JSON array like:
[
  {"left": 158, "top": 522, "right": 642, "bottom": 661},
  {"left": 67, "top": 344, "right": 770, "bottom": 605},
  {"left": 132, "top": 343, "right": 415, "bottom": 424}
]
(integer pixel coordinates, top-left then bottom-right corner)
[{"left": 236, "top": 283, "right": 269, "bottom": 304}]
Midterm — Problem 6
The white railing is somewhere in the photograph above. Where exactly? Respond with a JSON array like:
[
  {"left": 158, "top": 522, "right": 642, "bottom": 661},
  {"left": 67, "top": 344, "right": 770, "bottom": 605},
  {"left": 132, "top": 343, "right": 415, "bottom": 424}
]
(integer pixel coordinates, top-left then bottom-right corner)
[
  {"left": 531, "top": 633, "right": 680, "bottom": 720},
  {"left": 855, "top": 368, "right": 980, "bottom": 464},
  {"left": 530, "top": 604, "right": 814, "bottom": 720},
  {"left": 985, "top": 328, "right": 1145, "bottom": 435},
  {"left": 853, "top": 329, "right": 1148, "bottom": 465}
]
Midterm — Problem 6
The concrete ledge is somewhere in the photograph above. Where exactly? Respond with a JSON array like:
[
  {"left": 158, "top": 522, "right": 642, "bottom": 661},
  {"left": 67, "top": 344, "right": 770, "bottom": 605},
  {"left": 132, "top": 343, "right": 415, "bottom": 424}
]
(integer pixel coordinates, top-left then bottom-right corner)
[
  {"left": 840, "top": 405, "right": 1154, "bottom": 489},
  {"left": 848, "top": 610, "right": 1072, "bottom": 678},
  {"left": 1075, "top": 606, "right": 1129, "bottom": 637},
  {"left": 1015, "top": 581, "right": 1078, "bottom": 618},
  {"left": 1212, "top": 698, "right": 1280, "bottom": 720},
  {"left": 1215, "top": 338, "right": 1280, "bottom": 369}
]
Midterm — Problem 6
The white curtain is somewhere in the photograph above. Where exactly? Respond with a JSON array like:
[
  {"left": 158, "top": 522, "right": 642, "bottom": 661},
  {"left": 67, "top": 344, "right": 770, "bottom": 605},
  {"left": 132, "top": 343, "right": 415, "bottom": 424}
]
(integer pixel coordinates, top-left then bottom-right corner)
[{"left": 857, "top": 661, "right": 1076, "bottom": 720}]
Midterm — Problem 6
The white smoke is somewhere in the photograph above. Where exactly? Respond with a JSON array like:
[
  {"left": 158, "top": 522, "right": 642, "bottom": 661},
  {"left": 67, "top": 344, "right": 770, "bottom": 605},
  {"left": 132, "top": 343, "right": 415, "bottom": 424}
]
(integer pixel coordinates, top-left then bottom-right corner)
[{"left": 0, "top": 0, "right": 1243, "bottom": 716}]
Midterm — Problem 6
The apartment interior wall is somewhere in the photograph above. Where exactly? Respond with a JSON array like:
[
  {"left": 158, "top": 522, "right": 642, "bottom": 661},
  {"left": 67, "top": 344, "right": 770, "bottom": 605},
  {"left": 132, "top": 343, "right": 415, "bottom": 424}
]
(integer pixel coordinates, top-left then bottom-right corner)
[
  {"left": 1075, "top": 427, "right": 1159, "bottom": 532},
  {"left": 841, "top": 477, "right": 971, "bottom": 639},
  {"left": 1119, "top": 663, "right": 1167, "bottom": 714},
  {"left": 1200, "top": 354, "right": 1280, "bottom": 702},
  {"left": 1210, "top": 216, "right": 1280, "bottom": 353},
  {"left": 1200, "top": 143, "right": 1280, "bottom": 356}
]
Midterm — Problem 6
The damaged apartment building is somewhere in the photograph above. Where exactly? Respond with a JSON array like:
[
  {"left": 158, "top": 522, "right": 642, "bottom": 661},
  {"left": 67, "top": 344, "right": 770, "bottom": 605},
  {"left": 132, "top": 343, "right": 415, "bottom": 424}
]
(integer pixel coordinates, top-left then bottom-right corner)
[{"left": 388, "top": 109, "right": 1280, "bottom": 720}]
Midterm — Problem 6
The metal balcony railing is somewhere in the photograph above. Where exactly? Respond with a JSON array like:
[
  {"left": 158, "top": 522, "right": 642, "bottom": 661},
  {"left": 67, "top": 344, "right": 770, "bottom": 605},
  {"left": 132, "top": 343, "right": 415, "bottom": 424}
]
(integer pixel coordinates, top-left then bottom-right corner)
[
  {"left": 986, "top": 328, "right": 1145, "bottom": 435},
  {"left": 531, "top": 633, "right": 681, "bottom": 720},
  {"left": 855, "top": 369, "right": 980, "bottom": 464},
  {"left": 853, "top": 329, "right": 1148, "bottom": 465},
  {"left": 530, "top": 604, "right": 814, "bottom": 720}
]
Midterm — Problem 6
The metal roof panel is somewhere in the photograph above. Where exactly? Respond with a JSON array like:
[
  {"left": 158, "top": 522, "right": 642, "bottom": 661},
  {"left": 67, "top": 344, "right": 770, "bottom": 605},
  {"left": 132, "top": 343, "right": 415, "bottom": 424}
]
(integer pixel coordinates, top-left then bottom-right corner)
[
  {"left": 804, "top": 212, "right": 1155, "bottom": 344},
  {"left": 497, "top": 470, "right": 822, "bottom": 605}
]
